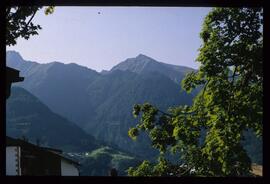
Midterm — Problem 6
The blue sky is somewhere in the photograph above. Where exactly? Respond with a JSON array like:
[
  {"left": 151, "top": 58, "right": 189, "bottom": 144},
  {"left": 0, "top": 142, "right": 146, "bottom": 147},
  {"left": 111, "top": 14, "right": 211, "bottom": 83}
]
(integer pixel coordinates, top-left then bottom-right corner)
[{"left": 7, "top": 7, "right": 211, "bottom": 72}]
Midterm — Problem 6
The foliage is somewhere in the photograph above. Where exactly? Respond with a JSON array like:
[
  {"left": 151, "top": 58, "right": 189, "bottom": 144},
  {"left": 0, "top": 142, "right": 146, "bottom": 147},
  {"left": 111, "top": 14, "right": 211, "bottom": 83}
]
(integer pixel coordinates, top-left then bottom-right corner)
[
  {"left": 127, "top": 155, "right": 196, "bottom": 176},
  {"left": 79, "top": 146, "right": 141, "bottom": 176},
  {"left": 6, "top": 6, "right": 54, "bottom": 46},
  {"left": 128, "top": 7, "right": 263, "bottom": 176}
]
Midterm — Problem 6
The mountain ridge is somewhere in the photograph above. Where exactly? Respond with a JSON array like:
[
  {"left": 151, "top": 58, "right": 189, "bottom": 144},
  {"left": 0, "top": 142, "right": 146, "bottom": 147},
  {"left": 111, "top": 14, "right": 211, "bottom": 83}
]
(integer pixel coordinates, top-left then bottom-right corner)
[
  {"left": 6, "top": 51, "right": 262, "bottom": 165},
  {"left": 7, "top": 50, "right": 195, "bottom": 78},
  {"left": 6, "top": 86, "right": 100, "bottom": 152},
  {"left": 6, "top": 50, "right": 100, "bottom": 75},
  {"left": 111, "top": 54, "right": 195, "bottom": 84},
  {"left": 6, "top": 50, "right": 195, "bottom": 158}
]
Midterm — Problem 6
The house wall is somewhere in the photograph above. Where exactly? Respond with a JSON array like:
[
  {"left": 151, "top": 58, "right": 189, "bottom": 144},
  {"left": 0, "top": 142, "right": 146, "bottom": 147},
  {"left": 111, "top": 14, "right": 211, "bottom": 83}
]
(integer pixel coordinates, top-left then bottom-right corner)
[
  {"left": 61, "top": 159, "right": 79, "bottom": 176},
  {"left": 6, "top": 146, "right": 21, "bottom": 176},
  {"left": 20, "top": 147, "right": 61, "bottom": 175}
]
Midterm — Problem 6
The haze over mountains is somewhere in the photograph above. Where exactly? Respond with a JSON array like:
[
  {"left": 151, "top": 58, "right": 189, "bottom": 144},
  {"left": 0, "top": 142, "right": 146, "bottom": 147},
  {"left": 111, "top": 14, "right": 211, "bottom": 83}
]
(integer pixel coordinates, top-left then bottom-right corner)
[
  {"left": 6, "top": 50, "right": 196, "bottom": 158},
  {"left": 6, "top": 87, "right": 142, "bottom": 175},
  {"left": 7, "top": 86, "right": 100, "bottom": 152},
  {"left": 6, "top": 50, "right": 261, "bottom": 164}
]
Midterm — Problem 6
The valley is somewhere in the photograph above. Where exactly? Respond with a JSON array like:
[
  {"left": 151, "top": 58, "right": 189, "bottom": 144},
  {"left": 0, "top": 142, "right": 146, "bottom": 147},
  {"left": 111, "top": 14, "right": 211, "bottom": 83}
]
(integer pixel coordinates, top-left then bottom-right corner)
[{"left": 6, "top": 51, "right": 262, "bottom": 176}]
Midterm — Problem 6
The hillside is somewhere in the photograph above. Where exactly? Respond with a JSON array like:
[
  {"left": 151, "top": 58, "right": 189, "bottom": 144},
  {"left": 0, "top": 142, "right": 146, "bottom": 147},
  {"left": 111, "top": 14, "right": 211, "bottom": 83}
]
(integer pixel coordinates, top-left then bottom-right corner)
[
  {"left": 6, "top": 51, "right": 195, "bottom": 158},
  {"left": 77, "top": 146, "right": 142, "bottom": 176},
  {"left": 6, "top": 51, "right": 262, "bottom": 164},
  {"left": 6, "top": 51, "right": 100, "bottom": 125},
  {"left": 7, "top": 87, "right": 145, "bottom": 176},
  {"left": 6, "top": 87, "right": 100, "bottom": 152}
]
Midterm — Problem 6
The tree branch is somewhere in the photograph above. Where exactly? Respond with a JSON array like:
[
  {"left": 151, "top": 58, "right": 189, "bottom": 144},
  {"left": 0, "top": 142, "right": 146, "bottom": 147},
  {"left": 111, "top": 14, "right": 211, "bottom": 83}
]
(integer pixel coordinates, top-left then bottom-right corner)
[
  {"left": 6, "top": 7, "right": 11, "bottom": 17},
  {"left": 23, "top": 9, "right": 38, "bottom": 32},
  {"left": 202, "top": 79, "right": 210, "bottom": 97},
  {"left": 157, "top": 108, "right": 196, "bottom": 118},
  {"left": 157, "top": 109, "right": 174, "bottom": 117},
  {"left": 178, "top": 163, "right": 196, "bottom": 176},
  {"left": 231, "top": 65, "right": 237, "bottom": 85}
]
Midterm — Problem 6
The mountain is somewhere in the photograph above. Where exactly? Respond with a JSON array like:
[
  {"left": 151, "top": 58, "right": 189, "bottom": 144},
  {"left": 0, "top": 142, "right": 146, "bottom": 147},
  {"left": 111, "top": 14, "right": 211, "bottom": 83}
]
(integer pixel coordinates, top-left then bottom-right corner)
[
  {"left": 6, "top": 51, "right": 100, "bottom": 125},
  {"left": 6, "top": 86, "right": 100, "bottom": 152},
  {"left": 6, "top": 87, "right": 143, "bottom": 175},
  {"left": 111, "top": 54, "right": 195, "bottom": 84},
  {"left": 6, "top": 51, "right": 196, "bottom": 158},
  {"left": 100, "top": 70, "right": 109, "bottom": 75},
  {"left": 83, "top": 69, "right": 195, "bottom": 158},
  {"left": 6, "top": 51, "right": 262, "bottom": 164},
  {"left": 243, "top": 130, "right": 262, "bottom": 164}
]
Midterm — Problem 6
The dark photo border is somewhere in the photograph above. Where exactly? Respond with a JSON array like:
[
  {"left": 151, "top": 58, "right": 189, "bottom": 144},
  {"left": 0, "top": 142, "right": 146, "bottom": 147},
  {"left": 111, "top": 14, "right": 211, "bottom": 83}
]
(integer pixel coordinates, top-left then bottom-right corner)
[{"left": 1, "top": 0, "right": 267, "bottom": 184}]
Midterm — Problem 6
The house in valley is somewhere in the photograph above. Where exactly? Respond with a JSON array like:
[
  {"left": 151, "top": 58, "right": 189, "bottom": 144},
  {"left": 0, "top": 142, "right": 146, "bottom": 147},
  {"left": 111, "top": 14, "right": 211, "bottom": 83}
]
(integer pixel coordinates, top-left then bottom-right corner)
[
  {"left": 6, "top": 136, "right": 80, "bottom": 176},
  {"left": 6, "top": 67, "right": 80, "bottom": 176}
]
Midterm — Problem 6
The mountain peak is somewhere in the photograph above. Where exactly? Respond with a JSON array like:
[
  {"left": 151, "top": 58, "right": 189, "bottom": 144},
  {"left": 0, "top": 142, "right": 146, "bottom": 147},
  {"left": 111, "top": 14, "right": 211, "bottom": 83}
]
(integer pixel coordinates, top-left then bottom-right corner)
[
  {"left": 7, "top": 50, "right": 24, "bottom": 62},
  {"left": 110, "top": 54, "right": 157, "bottom": 74},
  {"left": 136, "top": 54, "right": 150, "bottom": 58},
  {"left": 135, "top": 54, "right": 155, "bottom": 62}
]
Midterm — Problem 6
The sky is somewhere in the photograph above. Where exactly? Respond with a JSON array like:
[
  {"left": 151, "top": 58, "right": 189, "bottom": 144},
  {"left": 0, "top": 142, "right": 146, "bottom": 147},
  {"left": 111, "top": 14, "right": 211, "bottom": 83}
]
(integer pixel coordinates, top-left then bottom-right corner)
[{"left": 7, "top": 7, "right": 212, "bottom": 72}]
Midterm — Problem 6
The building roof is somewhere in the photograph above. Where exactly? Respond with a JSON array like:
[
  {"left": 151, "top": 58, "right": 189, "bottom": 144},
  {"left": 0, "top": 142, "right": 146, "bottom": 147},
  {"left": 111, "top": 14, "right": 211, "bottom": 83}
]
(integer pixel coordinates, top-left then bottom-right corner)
[
  {"left": 6, "top": 67, "right": 24, "bottom": 83},
  {"left": 6, "top": 66, "right": 24, "bottom": 99},
  {"left": 47, "top": 151, "right": 80, "bottom": 166},
  {"left": 6, "top": 136, "right": 80, "bottom": 166}
]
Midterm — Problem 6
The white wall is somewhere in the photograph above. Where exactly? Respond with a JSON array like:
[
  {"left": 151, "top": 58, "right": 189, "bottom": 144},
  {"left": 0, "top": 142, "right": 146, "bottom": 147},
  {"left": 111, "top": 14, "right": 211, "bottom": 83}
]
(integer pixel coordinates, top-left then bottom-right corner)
[
  {"left": 6, "top": 146, "right": 21, "bottom": 176},
  {"left": 61, "top": 159, "right": 79, "bottom": 176}
]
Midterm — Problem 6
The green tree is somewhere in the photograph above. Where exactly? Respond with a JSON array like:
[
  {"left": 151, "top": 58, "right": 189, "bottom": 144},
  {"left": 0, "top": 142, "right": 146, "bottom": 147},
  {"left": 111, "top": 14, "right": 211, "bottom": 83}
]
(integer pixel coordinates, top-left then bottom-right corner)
[
  {"left": 128, "top": 7, "right": 263, "bottom": 176},
  {"left": 6, "top": 6, "right": 54, "bottom": 46}
]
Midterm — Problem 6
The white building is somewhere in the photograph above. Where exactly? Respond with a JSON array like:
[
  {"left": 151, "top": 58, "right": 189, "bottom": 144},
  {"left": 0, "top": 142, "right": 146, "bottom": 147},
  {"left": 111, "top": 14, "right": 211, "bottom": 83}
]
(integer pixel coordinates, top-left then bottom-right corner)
[
  {"left": 6, "top": 136, "right": 80, "bottom": 176},
  {"left": 61, "top": 158, "right": 80, "bottom": 176},
  {"left": 6, "top": 146, "right": 21, "bottom": 175}
]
